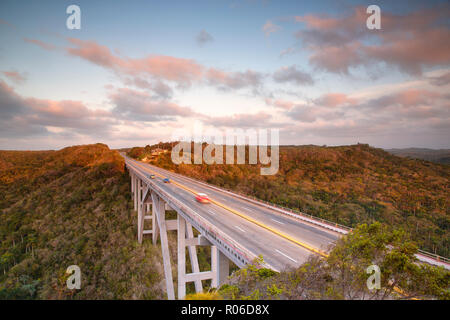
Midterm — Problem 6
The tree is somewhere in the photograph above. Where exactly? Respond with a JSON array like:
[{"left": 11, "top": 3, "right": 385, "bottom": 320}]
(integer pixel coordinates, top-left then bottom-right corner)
[{"left": 218, "top": 223, "right": 450, "bottom": 300}]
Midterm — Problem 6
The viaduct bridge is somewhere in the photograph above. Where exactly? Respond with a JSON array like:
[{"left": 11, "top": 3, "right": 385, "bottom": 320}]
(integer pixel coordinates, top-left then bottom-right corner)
[{"left": 123, "top": 155, "right": 449, "bottom": 300}]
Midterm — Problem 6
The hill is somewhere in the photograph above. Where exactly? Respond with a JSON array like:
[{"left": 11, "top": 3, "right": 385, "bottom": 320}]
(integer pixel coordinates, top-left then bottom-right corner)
[
  {"left": 0, "top": 144, "right": 166, "bottom": 299},
  {"left": 385, "top": 148, "right": 450, "bottom": 164},
  {"left": 129, "top": 143, "right": 450, "bottom": 257}
]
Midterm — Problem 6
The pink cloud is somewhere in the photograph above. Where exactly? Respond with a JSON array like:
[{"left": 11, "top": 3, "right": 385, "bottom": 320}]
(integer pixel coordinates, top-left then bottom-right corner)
[
  {"left": 315, "top": 93, "right": 358, "bottom": 107},
  {"left": 24, "top": 38, "right": 57, "bottom": 51},
  {"left": 265, "top": 98, "right": 295, "bottom": 110},
  {"left": 262, "top": 20, "right": 281, "bottom": 37},
  {"left": 0, "top": 80, "right": 115, "bottom": 138},
  {"left": 429, "top": 72, "right": 450, "bottom": 86},
  {"left": 65, "top": 38, "right": 204, "bottom": 87},
  {"left": 108, "top": 87, "right": 200, "bottom": 121},
  {"left": 206, "top": 68, "right": 264, "bottom": 90},
  {"left": 66, "top": 39, "right": 201, "bottom": 89},
  {"left": 64, "top": 38, "right": 263, "bottom": 91},
  {"left": 375, "top": 89, "right": 441, "bottom": 108},
  {"left": 2, "top": 70, "right": 26, "bottom": 84},
  {"left": 294, "top": 5, "right": 450, "bottom": 75}
]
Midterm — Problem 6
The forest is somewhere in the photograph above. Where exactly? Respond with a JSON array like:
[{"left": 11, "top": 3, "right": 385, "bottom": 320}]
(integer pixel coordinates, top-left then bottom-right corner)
[{"left": 0, "top": 144, "right": 166, "bottom": 299}]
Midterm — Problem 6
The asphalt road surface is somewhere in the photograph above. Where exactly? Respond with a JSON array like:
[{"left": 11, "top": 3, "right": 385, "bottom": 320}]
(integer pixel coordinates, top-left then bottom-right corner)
[{"left": 126, "top": 157, "right": 341, "bottom": 271}]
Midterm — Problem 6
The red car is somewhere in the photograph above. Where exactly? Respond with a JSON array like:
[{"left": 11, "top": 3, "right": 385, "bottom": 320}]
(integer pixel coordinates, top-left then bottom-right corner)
[{"left": 195, "top": 193, "right": 210, "bottom": 204}]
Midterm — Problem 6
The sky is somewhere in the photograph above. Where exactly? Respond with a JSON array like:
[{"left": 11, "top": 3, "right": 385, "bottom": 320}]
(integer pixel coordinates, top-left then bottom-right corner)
[{"left": 0, "top": 0, "right": 449, "bottom": 150}]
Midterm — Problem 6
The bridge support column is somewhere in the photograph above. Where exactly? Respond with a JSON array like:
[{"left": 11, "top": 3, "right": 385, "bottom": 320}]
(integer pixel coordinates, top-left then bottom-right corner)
[
  {"left": 152, "top": 193, "right": 159, "bottom": 245},
  {"left": 212, "top": 248, "right": 229, "bottom": 288},
  {"left": 137, "top": 179, "right": 142, "bottom": 243},
  {"left": 177, "top": 214, "right": 186, "bottom": 299},
  {"left": 152, "top": 192, "right": 175, "bottom": 300},
  {"left": 133, "top": 175, "right": 138, "bottom": 211},
  {"left": 131, "top": 173, "right": 134, "bottom": 195}
]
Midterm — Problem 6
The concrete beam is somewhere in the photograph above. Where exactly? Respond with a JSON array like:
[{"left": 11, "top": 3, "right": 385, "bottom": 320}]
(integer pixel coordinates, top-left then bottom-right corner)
[
  {"left": 133, "top": 175, "right": 138, "bottom": 211},
  {"left": 185, "top": 271, "right": 215, "bottom": 282},
  {"left": 166, "top": 219, "right": 178, "bottom": 231},
  {"left": 185, "top": 236, "right": 210, "bottom": 246}
]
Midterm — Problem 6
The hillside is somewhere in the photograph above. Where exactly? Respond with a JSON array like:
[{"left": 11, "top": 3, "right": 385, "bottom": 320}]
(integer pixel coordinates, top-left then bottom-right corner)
[
  {"left": 0, "top": 143, "right": 448, "bottom": 300},
  {"left": 130, "top": 143, "right": 450, "bottom": 257},
  {"left": 386, "top": 148, "right": 450, "bottom": 165},
  {"left": 0, "top": 144, "right": 166, "bottom": 299}
]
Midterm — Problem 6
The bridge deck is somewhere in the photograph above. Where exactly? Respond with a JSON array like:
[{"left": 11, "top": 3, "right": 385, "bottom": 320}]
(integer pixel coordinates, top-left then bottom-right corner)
[{"left": 125, "top": 156, "right": 340, "bottom": 271}]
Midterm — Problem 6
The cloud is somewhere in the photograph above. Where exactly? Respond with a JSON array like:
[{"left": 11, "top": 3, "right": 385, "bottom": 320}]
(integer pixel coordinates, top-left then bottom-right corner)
[
  {"left": 64, "top": 38, "right": 265, "bottom": 91},
  {"left": 65, "top": 38, "right": 204, "bottom": 88},
  {"left": 286, "top": 103, "right": 344, "bottom": 123},
  {"left": 428, "top": 72, "right": 450, "bottom": 87},
  {"left": 24, "top": 38, "right": 57, "bottom": 51},
  {"left": 308, "top": 43, "right": 365, "bottom": 74},
  {"left": 121, "top": 77, "right": 173, "bottom": 99},
  {"left": 314, "top": 93, "right": 358, "bottom": 107},
  {"left": 25, "top": 98, "right": 114, "bottom": 132},
  {"left": 262, "top": 20, "right": 281, "bottom": 37},
  {"left": 25, "top": 37, "right": 264, "bottom": 92},
  {"left": 265, "top": 98, "right": 295, "bottom": 110},
  {"left": 204, "top": 111, "right": 275, "bottom": 128},
  {"left": 286, "top": 104, "right": 320, "bottom": 123},
  {"left": 0, "top": 80, "right": 114, "bottom": 138},
  {"left": 280, "top": 88, "right": 450, "bottom": 148},
  {"left": 273, "top": 65, "right": 314, "bottom": 86},
  {"left": 294, "top": 5, "right": 450, "bottom": 75},
  {"left": 108, "top": 87, "right": 200, "bottom": 122},
  {"left": 284, "top": 87, "right": 449, "bottom": 134},
  {"left": 1, "top": 70, "right": 26, "bottom": 84},
  {"left": 279, "top": 47, "right": 296, "bottom": 58},
  {"left": 0, "top": 18, "right": 17, "bottom": 30},
  {"left": 0, "top": 81, "right": 27, "bottom": 119},
  {"left": 368, "top": 89, "right": 440, "bottom": 108},
  {"left": 206, "top": 68, "right": 265, "bottom": 90},
  {"left": 196, "top": 30, "right": 214, "bottom": 46}
]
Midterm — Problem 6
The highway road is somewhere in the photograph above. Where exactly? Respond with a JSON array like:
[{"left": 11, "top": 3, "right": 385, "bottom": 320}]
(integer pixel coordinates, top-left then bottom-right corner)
[{"left": 125, "top": 156, "right": 341, "bottom": 272}]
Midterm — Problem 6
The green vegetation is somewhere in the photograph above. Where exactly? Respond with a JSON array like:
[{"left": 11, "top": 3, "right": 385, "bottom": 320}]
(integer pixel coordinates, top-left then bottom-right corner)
[
  {"left": 1, "top": 142, "right": 448, "bottom": 300},
  {"left": 0, "top": 144, "right": 165, "bottom": 299},
  {"left": 129, "top": 143, "right": 450, "bottom": 257},
  {"left": 215, "top": 223, "right": 449, "bottom": 300}
]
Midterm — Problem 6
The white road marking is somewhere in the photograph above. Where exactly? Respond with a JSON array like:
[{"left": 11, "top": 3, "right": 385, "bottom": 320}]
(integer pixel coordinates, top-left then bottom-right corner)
[
  {"left": 275, "top": 249, "right": 298, "bottom": 263},
  {"left": 235, "top": 226, "right": 245, "bottom": 232},
  {"left": 271, "top": 218, "right": 285, "bottom": 225},
  {"left": 208, "top": 210, "right": 216, "bottom": 215}
]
